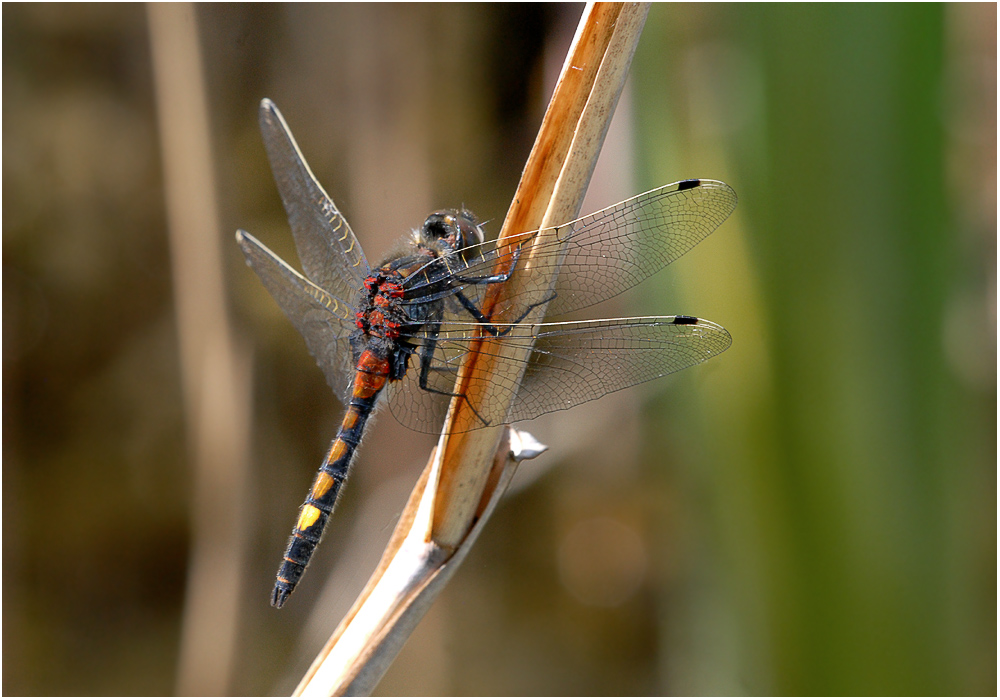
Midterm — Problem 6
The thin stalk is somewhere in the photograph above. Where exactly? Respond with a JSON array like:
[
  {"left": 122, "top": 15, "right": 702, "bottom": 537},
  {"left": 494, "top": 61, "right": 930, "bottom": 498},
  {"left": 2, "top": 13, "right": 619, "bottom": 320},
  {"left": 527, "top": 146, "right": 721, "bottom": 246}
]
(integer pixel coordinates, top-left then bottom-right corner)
[{"left": 147, "top": 3, "right": 254, "bottom": 695}]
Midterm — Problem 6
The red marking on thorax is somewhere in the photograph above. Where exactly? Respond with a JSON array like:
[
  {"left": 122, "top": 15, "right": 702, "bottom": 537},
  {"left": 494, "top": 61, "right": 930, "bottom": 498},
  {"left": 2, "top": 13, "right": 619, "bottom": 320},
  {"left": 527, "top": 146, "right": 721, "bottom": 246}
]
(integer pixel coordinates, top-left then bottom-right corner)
[
  {"left": 382, "top": 281, "right": 404, "bottom": 298},
  {"left": 357, "top": 274, "right": 406, "bottom": 340}
]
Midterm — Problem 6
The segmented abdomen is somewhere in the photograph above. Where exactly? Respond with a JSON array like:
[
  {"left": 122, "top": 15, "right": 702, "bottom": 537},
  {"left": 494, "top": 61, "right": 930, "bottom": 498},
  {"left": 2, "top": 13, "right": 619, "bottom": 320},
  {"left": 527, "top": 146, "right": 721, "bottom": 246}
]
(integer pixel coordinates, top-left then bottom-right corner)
[{"left": 271, "top": 349, "right": 389, "bottom": 608}]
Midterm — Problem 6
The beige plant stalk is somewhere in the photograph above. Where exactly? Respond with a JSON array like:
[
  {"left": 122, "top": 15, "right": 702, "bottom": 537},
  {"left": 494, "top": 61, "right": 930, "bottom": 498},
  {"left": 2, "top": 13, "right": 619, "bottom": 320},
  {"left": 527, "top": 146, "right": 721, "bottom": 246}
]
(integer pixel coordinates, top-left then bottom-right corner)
[
  {"left": 294, "top": 3, "right": 651, "bottom": 695},
  {"left": 148, "top": 4, "right": 253, "bottom": 695}
]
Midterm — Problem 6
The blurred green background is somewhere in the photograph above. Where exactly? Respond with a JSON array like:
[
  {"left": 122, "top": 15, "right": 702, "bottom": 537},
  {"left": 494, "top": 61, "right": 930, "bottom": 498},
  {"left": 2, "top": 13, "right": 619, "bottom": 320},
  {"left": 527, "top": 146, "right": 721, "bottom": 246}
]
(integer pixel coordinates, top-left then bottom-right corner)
[{"left": 3, "top": 3, "right": 994, "bottom": 696}]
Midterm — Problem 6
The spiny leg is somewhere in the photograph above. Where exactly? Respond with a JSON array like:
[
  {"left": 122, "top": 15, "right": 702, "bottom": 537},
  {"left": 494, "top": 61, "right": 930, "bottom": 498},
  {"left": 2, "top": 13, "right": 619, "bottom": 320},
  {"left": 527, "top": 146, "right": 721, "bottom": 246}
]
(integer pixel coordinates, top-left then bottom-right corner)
[
  {"left": 415, "top": 319, "right": 490, "bottom": 427},
  {"left": 453, "top": 288, "right": 556, "bottom": 336},
  {"left": 450, "top": 239, "right": 526, "bottom": 285},
  {"left": 413, "top": 291, "right": 556, "bottom": 428}
]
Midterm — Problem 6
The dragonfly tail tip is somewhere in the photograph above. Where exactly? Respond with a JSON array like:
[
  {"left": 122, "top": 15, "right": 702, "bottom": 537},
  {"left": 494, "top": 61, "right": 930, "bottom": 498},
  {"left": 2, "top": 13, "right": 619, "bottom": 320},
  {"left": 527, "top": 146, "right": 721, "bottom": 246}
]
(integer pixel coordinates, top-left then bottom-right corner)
[{"left": 271, "top": 585, "right": 291, "bottom": 609}]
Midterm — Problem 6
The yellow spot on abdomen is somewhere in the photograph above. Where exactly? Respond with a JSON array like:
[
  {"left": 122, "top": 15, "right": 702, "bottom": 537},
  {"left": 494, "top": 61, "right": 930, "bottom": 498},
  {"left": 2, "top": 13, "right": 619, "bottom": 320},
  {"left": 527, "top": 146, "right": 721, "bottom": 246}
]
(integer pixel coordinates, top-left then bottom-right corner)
[
  {"left": 311, "top": 471, "right": 335, "bottom": 499},
  {"left": 342, "top": 410, "right": 360, "bottom": 430},
  {"left": 326, "top": 439, "right": 348, "bottom": 464},
  {"left": 297, "top": 504, "right": 322, "bottom": 531}
]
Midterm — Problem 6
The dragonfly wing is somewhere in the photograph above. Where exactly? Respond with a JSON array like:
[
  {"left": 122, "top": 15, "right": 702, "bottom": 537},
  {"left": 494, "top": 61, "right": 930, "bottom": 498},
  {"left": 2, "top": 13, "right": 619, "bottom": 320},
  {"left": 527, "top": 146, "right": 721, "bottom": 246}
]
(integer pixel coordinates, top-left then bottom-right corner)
[
  {"left": 508, "top": 315, "right": 731, "bottom": 422},
  {"left": 386, "top": 314, "right": 545, "bottom": 434},
  {"left": 382, "top": 332, "right": 463, "bottom": 434},
  {"left": 540, "top": 180, "right": 737, "bottom": 316},
  {"left": 396, "top": 233, "right": 526, "bottom": 304},
  {"left": 237, "top": 230, "right": 358, "bottom": 404},
  {"left": 385, "top": 315, "right": 730, "bottom": 433},
  {"left": 400, "top": 180, "right": 736, "bottom": 319},
  {"left": 259, "top": 99, "right": 371, "bottom": 301}
]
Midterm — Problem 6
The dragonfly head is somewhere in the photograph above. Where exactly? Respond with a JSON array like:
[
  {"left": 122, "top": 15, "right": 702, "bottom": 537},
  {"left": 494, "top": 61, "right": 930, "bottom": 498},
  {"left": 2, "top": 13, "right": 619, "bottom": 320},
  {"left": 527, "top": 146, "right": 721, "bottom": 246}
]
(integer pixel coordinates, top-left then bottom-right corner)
[{"left": 418, "top": 209, "right": 484, "bottom": 254}]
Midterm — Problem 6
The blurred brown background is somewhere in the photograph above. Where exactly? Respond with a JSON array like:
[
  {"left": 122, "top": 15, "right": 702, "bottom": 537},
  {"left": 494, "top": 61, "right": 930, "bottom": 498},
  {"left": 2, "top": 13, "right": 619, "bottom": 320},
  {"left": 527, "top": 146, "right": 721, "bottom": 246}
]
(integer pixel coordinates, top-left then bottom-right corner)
[{"left": 3, "top": 3, "right": 995, "bottom": 696}]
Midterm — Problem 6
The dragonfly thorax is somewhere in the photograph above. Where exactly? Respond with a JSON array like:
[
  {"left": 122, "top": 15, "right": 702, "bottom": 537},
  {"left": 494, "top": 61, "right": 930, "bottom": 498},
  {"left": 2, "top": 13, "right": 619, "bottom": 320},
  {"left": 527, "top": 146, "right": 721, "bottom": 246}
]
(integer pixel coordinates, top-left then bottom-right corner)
[{"left": 356, "top": 270, "right": 411, "bottom": 340}]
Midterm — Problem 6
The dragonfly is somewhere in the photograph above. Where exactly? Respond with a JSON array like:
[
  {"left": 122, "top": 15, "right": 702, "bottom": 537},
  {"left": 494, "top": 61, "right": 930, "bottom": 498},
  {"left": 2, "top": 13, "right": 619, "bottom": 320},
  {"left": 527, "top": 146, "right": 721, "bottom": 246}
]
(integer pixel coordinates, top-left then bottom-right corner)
[{"left": 237, "top": 99, "right": 736, "bottom": 608}]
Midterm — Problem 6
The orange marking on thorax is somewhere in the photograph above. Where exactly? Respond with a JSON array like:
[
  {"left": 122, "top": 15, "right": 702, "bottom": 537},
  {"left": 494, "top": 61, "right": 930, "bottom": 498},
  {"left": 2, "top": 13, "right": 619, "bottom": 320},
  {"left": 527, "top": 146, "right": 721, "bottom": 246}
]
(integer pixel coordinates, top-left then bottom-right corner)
[{"left": 395, "top": 259, "right": 430, "bottom": 277}]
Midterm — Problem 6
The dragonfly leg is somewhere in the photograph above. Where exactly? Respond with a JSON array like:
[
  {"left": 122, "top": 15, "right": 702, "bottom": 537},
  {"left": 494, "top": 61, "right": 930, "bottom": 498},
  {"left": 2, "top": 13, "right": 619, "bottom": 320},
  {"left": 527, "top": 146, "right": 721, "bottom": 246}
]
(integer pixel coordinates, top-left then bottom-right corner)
[
  {"left": 450, "top": 239, "right": 526, "bottom": 285},
  {"left": 415, "top": 321, "right": 490, "bottom": 427},
  {"left": 453, "top": 288, "right": 557, "bottom": 336},
  {"left": 391, "top": 340, "right": 416, "bottom": 381},
  {"left": 409, "top": 289, "right": 557, "bottom": 429}
]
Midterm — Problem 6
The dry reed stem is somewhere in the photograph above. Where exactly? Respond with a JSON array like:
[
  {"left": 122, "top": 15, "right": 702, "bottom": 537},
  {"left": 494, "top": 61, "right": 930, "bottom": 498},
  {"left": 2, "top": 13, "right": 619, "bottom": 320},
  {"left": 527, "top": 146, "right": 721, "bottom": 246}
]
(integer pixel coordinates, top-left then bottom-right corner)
[
  {"left": 294, "top": 3, "right": 650, "bottom": 695},
  {"left": 432, "top": 1, "right": 651, "bottom": 547},
  {"left": 147, "top": 3, "right": 253, "bottom": 695}
]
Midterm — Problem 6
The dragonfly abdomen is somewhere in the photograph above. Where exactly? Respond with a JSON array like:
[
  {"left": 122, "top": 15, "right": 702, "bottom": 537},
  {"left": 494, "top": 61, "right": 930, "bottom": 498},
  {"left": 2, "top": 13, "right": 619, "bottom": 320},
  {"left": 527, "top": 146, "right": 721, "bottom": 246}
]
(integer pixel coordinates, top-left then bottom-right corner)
[{"left": 271, "top": 349, "right": 390, "bottom": 608}]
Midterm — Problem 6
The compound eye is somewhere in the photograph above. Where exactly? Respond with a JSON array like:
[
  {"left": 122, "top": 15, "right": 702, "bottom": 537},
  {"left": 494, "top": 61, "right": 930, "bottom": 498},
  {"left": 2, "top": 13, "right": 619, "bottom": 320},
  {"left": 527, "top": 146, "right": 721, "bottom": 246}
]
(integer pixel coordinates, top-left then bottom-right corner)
[
  {"left": 422, "top": 211, "right": 454, "bottom": 241},
  {"left": 454, "top": 212, "right": 484, "bottom": 247},
  {"left": 421, "top": 209, "right": 483, "bottom": 250}
]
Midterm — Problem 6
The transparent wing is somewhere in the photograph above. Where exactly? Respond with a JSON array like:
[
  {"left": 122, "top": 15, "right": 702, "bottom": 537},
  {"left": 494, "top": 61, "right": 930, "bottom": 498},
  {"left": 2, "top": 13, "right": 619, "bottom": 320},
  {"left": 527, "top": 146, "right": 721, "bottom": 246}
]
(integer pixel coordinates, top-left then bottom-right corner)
[
  {"left": 259, "top": 99, "right": 371, "bottom": 302},
  {"left": 237, "top": 230, "right": 358, "bottom": 404},
  {"left": 399, "top": 179, "right": 737, "bottom": 318},
  {"left": 511, "top": 315, "right": 731, "bottom": 421},
  {"left": 385, "top": 315, "right": 731, "bottom": 434}
]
